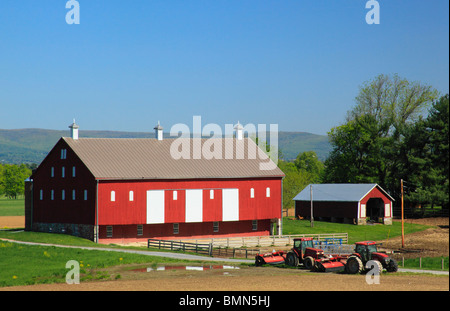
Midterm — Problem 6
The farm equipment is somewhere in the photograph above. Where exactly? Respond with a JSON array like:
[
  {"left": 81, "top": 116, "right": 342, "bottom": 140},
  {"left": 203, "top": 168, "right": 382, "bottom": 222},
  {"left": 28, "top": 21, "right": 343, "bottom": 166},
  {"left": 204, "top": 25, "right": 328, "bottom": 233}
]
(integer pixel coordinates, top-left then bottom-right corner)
[
  {"left": 255, "top": 250, "right": 287, "bottom": 266},
  {"left": 345, "top": 241, "right": 398, "bottom": 274},
  {"left": 285, "top": 237, "right": 349, "bottom": 272}
]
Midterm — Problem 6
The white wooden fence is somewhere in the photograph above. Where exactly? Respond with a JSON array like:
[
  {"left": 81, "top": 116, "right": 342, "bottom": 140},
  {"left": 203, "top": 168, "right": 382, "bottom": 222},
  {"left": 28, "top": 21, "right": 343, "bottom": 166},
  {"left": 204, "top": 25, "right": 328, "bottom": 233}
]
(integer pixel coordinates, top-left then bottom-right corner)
[{"left": 185, "top": 233, "right": 348, "bottom": 249}]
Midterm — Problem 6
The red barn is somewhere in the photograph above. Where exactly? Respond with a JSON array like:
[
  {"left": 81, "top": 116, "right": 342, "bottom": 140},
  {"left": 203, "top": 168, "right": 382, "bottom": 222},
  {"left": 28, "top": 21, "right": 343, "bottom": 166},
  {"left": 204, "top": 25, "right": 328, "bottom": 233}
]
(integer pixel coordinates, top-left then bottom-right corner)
[
  {"left": 26, "top": 122, "right": 285, "bottom": 243},
  {"left": 293, "top": 184, "right": 394, "bottom": 225}
]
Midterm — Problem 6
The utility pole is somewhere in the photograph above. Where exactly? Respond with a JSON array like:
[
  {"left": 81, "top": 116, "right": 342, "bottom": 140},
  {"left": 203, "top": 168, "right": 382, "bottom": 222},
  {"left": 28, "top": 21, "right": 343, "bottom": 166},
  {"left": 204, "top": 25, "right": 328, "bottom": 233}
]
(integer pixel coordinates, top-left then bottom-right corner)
[
  {"left": 401, "top": 179, "right": 405, "bottom": 248},
  {"left": 310, "top": 184, "right": 314, "bottom": 228}
]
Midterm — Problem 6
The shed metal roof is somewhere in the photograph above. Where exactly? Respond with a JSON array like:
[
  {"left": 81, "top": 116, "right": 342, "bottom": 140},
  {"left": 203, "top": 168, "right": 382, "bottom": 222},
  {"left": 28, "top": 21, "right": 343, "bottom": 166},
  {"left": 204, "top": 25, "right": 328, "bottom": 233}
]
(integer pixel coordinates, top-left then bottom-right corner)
[
  {"left": 293, "top": 183, "right": 394, "bottom": 202},
  {"left": 62, "top": 137, "right": 284, "bottom": 180}
]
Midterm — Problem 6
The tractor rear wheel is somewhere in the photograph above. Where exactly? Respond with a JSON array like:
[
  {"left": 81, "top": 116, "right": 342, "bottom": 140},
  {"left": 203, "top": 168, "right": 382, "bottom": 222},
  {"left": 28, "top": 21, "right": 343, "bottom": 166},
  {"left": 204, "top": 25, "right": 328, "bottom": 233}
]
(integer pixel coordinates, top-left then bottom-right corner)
[
  {"left": 286, "top": 252, "right": 299, "bottom": 267},
  {"left": 345, "top": 256, "right": 364, "bottom": 274}
]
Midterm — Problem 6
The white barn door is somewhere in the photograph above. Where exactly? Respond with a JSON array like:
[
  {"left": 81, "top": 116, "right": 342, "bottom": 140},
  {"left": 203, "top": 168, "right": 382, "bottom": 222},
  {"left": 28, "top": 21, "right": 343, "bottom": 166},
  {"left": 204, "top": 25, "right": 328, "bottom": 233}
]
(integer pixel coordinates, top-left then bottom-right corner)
[
  {"left": 222, "top": 188, "right": 239, "bottom": 221},
  {"left": 146, "top": 190, "right": 165, "bottom": 224},
  {"left": 185, "top": 189, "right": 203, "bottom": 223}
]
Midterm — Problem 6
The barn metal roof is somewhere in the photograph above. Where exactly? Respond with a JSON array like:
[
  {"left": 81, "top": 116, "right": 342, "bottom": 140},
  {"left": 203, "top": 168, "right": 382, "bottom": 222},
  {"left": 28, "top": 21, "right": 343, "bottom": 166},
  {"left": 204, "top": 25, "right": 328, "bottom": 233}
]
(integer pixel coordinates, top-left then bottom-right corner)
[
  {"left": 292, "top": 183, "right": 394, "bottom": 202},
  {"left": 62, "top": 137, "right": 284, "bottom": 180}
]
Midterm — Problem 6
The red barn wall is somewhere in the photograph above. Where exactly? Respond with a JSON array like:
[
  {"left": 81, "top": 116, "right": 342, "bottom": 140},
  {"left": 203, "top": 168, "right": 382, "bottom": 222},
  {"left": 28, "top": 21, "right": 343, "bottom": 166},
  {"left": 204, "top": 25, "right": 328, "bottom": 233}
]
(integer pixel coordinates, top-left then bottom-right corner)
[{"left": 97, "top": 178, "right": 282, "bottom": 226}]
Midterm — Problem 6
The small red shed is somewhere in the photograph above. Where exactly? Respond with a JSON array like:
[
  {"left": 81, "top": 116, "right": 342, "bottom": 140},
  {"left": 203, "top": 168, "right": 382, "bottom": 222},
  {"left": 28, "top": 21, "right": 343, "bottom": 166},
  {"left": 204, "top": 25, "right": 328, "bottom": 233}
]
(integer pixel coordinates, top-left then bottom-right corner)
[
  {"left": 293, "top": 184, "right": 394, "bottom": 225},
  {"left": 26, "top": 122, "right": 285, "bottom": 243}
]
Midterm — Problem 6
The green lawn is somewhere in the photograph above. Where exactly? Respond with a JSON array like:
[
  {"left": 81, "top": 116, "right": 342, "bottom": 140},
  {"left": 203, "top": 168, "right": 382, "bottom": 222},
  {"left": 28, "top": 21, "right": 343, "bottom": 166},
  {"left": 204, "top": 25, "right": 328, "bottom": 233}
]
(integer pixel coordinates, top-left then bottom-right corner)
[
  {"left": 282, "top": 217, "right": 431, "bottom": 244},
  {"left": 0, "top": 197, "right": 24, "bottom": 216},
  {"left": 0, "top": 240, "right": 194, "bottom": 287}
]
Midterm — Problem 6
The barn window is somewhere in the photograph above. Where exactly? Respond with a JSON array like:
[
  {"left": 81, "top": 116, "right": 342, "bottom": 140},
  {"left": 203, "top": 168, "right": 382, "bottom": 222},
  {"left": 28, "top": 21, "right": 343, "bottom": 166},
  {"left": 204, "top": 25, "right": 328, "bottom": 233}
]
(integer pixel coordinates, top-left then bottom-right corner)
[
  {"left": 40, "top": 190, "right": 43, "bottom": 200},
  {"left": 84, "top": 190, "right": 88, "bottom": 201},
  {"left": 173, "top": 190, "right": 178, "bottom": 200},
  {"left": 137, "top": 225, "right": 143, "bottom": 236},
  {"left": 129, "top": 191, "right": 134, "bottom": 201},
  {"left": 62, "top": 167, "right": 65, "bottom": 178},
  {"left": 72, "top": 166, "right": 76, "bottom": 177},
  {"left": 62, "top": 190, "right": 65, "bottom": 201},
  {"left": 106, "top": 226, "right": 113, "bottom": 238},
  {"left": 252, "top": 220, "right": 258, "bottom": 231},
  {"left": 210, "top": 189, "right": 214, "bottom": 199},
  {"left": 213, "top": 222, "right": 219, "bottom": 232},
  {"left": 51, "top": 167, "right": 54, "bottom": 177},
  {"left": 173, "top": 223, "right": 179, "bottom": 234},
  {"left": 266, "top": 187, "right": 270, "bottom": 198},
  {"left": 250, "top": 188, "right": 255, "bottom": 198},
  {"left": 51, "top": 190, "right": 54, "bottom": 200},
  {"left": 72, "top": 189, "right": 76, "bottom": 200},
  {"left": 61, "top": 149, "right": 67, "bottom": 159},
  {"left": 111, "top": 191, "right": 115, "bottom": 202}
]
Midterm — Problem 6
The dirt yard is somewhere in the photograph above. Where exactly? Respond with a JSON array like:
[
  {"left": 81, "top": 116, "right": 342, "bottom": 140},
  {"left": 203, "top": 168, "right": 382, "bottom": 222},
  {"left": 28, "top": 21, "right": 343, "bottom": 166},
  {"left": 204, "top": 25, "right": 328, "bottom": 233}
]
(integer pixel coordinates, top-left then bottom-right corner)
[
  {"left": 0, "top": 216, "right": 24, "bottom": 229},
  {"left": 4, "top": 264, "right": 449, "bottom": 291}
]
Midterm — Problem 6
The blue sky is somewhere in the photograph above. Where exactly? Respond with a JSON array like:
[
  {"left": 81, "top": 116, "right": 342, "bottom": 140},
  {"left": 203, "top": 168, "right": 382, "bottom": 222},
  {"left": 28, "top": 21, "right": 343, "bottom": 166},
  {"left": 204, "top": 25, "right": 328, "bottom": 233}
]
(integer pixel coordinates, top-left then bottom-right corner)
[{"left": 0, "top": 0, "right": 448, "bottom": 135}]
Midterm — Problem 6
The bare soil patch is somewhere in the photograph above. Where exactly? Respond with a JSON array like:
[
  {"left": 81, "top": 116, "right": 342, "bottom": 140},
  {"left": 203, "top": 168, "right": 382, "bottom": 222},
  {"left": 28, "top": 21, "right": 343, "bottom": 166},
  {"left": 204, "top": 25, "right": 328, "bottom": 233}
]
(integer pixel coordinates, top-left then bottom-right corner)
[
  {"left": 3, "top": 265, "right": 448, "bottom": 291},
  {"left": 0, "top": 216, "right": 24, "bottom": 229}
]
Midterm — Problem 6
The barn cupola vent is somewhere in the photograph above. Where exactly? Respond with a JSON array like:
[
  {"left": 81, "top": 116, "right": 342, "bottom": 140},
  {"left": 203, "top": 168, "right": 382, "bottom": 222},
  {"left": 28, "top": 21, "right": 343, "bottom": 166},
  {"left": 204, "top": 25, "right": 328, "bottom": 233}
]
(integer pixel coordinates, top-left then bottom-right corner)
[
  {"left": 69, "top": 119, "right": 79, "bottom": 140},
  {"left": 234, "top": 121, "right": 243, "bottom": 140},
  {"left": 154, "top": 121, "right": 163, "bottom": 141}
]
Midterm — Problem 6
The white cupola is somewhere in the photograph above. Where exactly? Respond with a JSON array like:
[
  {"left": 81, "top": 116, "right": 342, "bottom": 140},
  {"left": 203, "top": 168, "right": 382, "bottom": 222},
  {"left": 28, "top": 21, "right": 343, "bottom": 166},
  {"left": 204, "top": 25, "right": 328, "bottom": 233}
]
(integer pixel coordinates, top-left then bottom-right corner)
[
  {"left": 234, "top": 121, "right": 243, "bottom": 140},
  {"left": 69, "top": 119, "right": 79, "bottom": 140},
  {"left": 154, "top": 121, "right": 163, "bottom": 141}
]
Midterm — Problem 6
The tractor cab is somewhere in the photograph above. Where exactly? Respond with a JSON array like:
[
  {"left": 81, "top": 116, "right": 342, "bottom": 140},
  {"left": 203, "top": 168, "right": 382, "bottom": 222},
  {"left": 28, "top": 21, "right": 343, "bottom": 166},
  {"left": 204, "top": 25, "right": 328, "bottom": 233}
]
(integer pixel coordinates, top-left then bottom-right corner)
[
  {"left": 354, "top": 241, "right": 388, "bottom": 263},
  {"left": 292, "top": 237, "right": 323, "bottom": 260}
]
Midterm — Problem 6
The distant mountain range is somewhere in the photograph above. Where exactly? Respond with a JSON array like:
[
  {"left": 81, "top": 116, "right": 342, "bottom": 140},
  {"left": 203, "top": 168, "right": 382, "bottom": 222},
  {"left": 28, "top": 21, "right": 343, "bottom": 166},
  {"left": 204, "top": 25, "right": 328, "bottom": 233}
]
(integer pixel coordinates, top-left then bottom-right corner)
[{"left": 0, "top": 128, "right": 331, "bottom": 164}]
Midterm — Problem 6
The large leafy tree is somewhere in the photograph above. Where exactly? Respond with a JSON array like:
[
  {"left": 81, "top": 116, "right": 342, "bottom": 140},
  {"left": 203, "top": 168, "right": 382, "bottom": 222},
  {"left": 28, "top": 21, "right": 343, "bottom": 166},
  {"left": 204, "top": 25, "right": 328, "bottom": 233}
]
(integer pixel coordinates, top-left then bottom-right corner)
[{"left": 323, "top": 74, "right": 439, "bottom": 200}]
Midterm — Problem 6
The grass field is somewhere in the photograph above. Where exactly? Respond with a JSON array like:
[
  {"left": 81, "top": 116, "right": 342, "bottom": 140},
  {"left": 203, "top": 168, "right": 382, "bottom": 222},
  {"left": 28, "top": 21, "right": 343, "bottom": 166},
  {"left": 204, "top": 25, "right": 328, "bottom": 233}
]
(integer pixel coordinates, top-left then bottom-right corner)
[
  {"left": 0, "top": 197, "right": 25, "bottom": 216},
  {"left": 0, "top": 240, "right": 195, "bottom": 287},
  {"left": 282, "top": 217, "right": 430, "bottom": 244}
]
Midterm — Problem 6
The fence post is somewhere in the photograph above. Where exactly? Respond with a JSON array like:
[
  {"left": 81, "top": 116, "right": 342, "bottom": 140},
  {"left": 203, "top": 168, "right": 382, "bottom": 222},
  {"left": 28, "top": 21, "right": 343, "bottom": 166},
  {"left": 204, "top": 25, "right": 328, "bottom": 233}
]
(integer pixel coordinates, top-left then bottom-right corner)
[{"left": 419, "top": 257, "right": 422, "bottom": 269}]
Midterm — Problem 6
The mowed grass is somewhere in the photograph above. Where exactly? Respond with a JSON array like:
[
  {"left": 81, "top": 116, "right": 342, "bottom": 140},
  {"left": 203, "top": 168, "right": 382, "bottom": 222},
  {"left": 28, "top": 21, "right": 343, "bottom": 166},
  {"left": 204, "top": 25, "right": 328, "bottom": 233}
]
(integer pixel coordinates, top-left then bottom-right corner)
[
  {"left": 0, "top": 197, "right": 24, "bottom": 216},
  {"left": 0, "top": 240, "right": 191, "bottom": 287},
  {"left": 282, "top": 218, "right": 431, "bottom": 244}
]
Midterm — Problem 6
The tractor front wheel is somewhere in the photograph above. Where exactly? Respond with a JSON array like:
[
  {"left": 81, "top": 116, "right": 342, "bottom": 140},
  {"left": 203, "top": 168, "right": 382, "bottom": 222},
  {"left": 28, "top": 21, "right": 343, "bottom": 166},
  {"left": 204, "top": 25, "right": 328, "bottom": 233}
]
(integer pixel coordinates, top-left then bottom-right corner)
[
  {"left": 345, "top": 256, "right": 364, "bottom": 274},
  {"left": 255, "top": 256, "right": 265, "bottom": 266},
  {"left": 386, "top": 258, "right": 398, "bottom": 272},
  {"left": 303, "top": 256, "right": 315, "bottom": 270}
]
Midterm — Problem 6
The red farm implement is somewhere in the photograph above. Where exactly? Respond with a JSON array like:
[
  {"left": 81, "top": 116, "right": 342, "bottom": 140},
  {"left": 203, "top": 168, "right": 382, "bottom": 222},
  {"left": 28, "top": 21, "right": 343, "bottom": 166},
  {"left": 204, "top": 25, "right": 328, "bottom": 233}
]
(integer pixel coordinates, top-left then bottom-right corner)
[{"left": 255, "top": 250, "right": 287, "bottom": 266}]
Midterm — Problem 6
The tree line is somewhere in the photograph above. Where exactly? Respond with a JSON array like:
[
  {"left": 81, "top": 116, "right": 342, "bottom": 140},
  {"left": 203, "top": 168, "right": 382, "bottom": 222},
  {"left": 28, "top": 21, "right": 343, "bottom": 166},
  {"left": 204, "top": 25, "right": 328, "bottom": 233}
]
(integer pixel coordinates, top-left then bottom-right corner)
[
  {"left": 280, "top": 74, "right": 448, "bottom": 210},
  {"left": 0, "top": 164, "right": 33, "bottom": 199}
]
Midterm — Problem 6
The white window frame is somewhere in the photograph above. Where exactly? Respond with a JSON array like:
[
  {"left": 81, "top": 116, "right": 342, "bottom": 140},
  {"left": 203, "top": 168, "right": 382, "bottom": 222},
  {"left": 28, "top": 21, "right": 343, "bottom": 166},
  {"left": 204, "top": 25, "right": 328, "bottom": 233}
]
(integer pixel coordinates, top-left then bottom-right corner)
[
  {"left": 111, "top": 191, "right": 115, "bottom": 202},
  {"left": 173, "top": 190, "right": 178, "bottom": 200},
  {"left": 129, "top": 190, "right": 134, "bottom": 202},
  {"left": 266, "top": 187, "right": 270, "bottom": 198},
  {"left": 250, "top": 188, "right": 255, "bottom": 198},
  {"left": 210, "top": 189, "right": 214, "bottom": 199}
]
